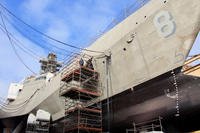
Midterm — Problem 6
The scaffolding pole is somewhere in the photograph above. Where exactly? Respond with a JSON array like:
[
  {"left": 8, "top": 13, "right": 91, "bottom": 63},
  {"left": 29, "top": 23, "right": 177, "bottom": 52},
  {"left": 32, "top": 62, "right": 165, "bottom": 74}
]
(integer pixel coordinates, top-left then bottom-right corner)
[{"left": 59, "top": 55, "right": 102, "bottom": 133}]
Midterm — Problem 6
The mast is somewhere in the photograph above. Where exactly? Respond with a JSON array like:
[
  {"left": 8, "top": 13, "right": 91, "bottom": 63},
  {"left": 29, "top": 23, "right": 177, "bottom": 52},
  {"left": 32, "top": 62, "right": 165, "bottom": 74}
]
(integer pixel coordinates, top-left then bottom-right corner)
[{"left": 39, "top": 53, "right": 62, "bottom": 74}]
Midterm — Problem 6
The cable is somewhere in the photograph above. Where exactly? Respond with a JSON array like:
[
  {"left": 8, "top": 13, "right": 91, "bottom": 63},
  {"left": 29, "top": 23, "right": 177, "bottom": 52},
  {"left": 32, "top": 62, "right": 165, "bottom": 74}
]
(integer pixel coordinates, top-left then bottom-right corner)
[
  {"left": 0, "top": 23, "right": 68, "bottom": 62},
  {"left": 0, "top": 3, "right": 104, "bottom": 54},
  {"left": 0, "top": 6, "right": 94, "bottom": 62},
  {"left": 6, "top": 18, "right": 76, "bottom": 55},
  {"left": 87, "top": 0, "right": 149, "bottom": 46},
  {"left": 1, "top": 15, "right": 81, "bottom": 59},
  {"left": 0, "top": 83, "right": 48, "bottom": 113},
  {"left": 0, "top": 99, "right": 29, "bottom": 110},
  {"left": 0, "top": 88, "right": 40, "bottom": 112},
  {"left": 0, "top": 23, "right": 71, "bottom": 66},
  {"left": 0, "top": 14, "right": 73, "bottom": 57},
  {"left": 0, "top": 9, "right": 36, "bottom": 75},
  {"left": 0, "top": 84, "right": 43, "bottom": 111},
  {"left": 0, "top": 24, "right": 40, "bottom": 60}
]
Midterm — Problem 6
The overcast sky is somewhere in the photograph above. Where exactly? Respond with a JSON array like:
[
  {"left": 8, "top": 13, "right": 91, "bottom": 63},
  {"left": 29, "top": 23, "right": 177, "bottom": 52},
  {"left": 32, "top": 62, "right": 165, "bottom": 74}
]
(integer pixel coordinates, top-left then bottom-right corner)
[{"left": 0, "top": 0, "right": 199, "bottom": 98}]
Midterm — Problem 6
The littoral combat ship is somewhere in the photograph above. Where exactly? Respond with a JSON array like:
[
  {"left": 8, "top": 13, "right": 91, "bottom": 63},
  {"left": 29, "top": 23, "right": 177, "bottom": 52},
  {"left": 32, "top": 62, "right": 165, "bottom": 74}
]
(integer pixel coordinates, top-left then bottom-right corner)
[{"left": 0, "top": 0, "right": 200, "bottom": 132}]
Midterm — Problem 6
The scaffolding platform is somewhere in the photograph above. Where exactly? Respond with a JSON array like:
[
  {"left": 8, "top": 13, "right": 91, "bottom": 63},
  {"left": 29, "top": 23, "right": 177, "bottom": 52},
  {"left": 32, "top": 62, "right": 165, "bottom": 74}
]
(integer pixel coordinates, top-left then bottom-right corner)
[
  {"left": 65, "top": 106, "right": 102, "bottom": 114},
  {"left": 65, "top": 125, "right": 102, "bottom": 132},
  {"left": 126, "top": 117, "right": 163, "bottom": 133},
  {"left": 60, "top": 85, "right": 101, "bottom": 100},
  {"left": 64, "top": 104, "right": 102, "bottom": 133},
  {"left": 60, "top": 65, "right": 101, "bottom": 101},
  {"left": 61, "top": 66, "right": 98, "bottom": 82}
]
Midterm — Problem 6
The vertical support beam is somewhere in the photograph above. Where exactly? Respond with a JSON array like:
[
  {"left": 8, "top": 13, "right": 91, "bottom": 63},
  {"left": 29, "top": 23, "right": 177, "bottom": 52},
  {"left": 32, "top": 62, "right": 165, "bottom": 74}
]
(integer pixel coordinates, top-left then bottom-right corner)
[
  {"left": 105, "top": 54, "right": 111, "bottom": 133},
  {"left": 152, "top": 124, "right": 154, "bottom": 131},
  {"left": 159, "top": 116, "right": 163, "bottom": 131},
  {"left": 78, "top": 91, "right": 80, "bottom": 133},
  {"left": 133, "top": 123, "right": 136, "bottom": 133}
]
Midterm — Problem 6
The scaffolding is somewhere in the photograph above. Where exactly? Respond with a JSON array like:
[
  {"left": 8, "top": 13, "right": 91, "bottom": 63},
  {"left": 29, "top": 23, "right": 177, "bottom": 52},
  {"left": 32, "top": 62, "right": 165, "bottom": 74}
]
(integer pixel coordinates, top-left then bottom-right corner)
[
  {"left": 26, "top": 123, "right": 36, "bottom": 133},
  {"left": 126, "top": 117, "right": 163, "bottom": 133},
  {"left": 26, "top": 120, "right": 50, "bottom": 133},
  {"left": 35, "top": 120, "right": 50, "bottom": 133},
  {"left": 182, "top": 54, "right": 200, "bottom": 75},
  {"left": 60, "top": 55, "right": 102, "bottom": 133}
]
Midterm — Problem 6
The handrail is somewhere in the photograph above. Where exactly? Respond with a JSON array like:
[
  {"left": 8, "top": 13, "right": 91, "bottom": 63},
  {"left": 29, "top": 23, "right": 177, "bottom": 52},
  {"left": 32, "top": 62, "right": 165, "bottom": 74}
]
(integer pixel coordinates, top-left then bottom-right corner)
[
  {"left": 86, "top": 0, "right": 150, "bottom": 46},
  {"left": 185, "top": 54, "right": 200, "bottom": 65},
  {"left": 183, "top": 54, "right": 200, "bottom": 72}
]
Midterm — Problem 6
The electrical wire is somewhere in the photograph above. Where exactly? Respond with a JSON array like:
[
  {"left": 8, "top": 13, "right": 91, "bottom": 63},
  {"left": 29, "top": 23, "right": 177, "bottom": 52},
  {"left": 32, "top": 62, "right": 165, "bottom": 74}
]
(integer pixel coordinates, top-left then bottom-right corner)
[
  {"left": 1, "top": 15, "right": 72, "bottom": 56},
  {"left": 0, "top": 3, "right": 104, "bottom": 54},
  {"left": 0, "top": 89, "right": 40, "bottom": 112},
  {"left": 0, "top": 22, "right": 67, "bottom": 62},
  {"left": 0, "top": 14, "right": 82, "bottom": 61},
  {"left": 7, "top": 19, "right": 76, "bottom": 55},
  {"left": 0, "top": 90, "right": 35, "bottom": 109},
  {"left": 0, "top": 5, "right": 93, "bottom": 64},
  {"left": 0, "top": 23, "right": 69, "bottom": 67},
  {"left": 0, "top": 9, "right": 36, "bottom": 75},
  {"left": 0, "top": 23, "right": 67, "bottom": 62},
  {"left": 0, "top": 99, "right": 29, "bottom": 110},
  {"left": 0, "top": 24, "right": 40, "bottom": 60},
  {"left": 0, "top": 83, "right": 45, "bottom": 111}
]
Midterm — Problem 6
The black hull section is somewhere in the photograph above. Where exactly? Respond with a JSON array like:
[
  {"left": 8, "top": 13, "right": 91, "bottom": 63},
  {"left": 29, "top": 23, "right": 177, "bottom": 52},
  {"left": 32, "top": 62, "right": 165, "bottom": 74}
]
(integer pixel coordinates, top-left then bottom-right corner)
[
  {"left": 0, "top": 115, "right": 27, "bottom": 131},
  {"left": 103, "top": 70, "right": 200, "bottom": 132}
]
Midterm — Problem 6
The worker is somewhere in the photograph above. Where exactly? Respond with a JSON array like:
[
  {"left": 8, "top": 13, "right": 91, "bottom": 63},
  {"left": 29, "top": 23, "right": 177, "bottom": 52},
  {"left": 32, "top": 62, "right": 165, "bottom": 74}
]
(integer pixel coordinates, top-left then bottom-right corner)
[
  {"left": 79, "top": 58, "right": 84, "bottom": 67},
  {"left": 86, "top": 57, "right": 94, "bottom": 70}
]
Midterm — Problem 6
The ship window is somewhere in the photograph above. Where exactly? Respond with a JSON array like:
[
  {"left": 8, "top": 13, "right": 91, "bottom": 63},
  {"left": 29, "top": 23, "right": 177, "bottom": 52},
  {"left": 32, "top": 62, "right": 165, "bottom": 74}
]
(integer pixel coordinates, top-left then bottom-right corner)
[{"left": 123, "top": 48, "right": 127, "bottom": 51}]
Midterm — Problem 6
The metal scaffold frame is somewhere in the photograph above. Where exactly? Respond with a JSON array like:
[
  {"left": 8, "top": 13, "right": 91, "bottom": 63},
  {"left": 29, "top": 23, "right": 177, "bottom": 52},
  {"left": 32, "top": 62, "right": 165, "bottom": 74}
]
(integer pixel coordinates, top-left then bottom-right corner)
[
  {"left": 182, "top": 54, "right": 200, "bottom": 74},
  {"left": 26, "top": 120, "right": 50, "bottom": 133},
  {"left": 126, "top": 117, "right": 163, "bottom": 133},
  {"left": 59, "top": 55, "right": 103, "bottom": 133}
]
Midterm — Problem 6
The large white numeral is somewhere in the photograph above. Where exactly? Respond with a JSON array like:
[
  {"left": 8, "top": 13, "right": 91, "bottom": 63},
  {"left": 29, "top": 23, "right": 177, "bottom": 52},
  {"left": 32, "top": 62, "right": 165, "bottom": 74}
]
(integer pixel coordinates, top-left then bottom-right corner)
[{"left": 153, "top": 11, "right": 176, "bottom": 38}]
